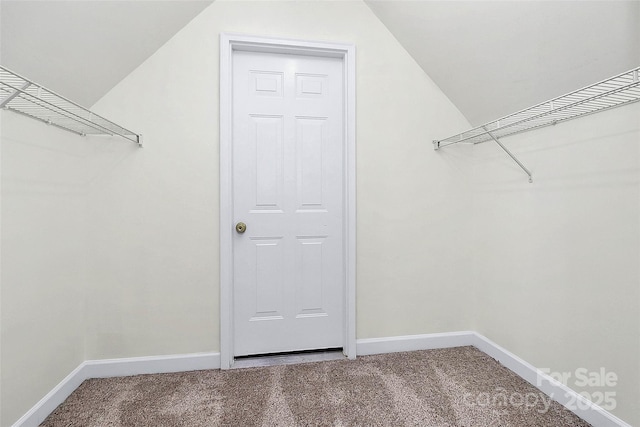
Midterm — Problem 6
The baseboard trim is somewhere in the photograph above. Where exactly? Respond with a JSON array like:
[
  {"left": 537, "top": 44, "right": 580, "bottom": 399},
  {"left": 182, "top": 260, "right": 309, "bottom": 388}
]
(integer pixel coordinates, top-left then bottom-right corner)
[
  {"left": 356, "top": 331, "right": 476, "bottom": 355},
  {"left": 12, "top": 352, "right": 220, "bottom": 427},
  {"left": 357, "top": 332, "right": 631, "bottom": 427},
  {"left": 83, "top": 352, "right": 221, "bottom": 379},
  {"left": 11, "top": 362, "right": 89, "bottom": 427},
  {"left": 472, "top": 333, "right": 631, "bottom": 427},
  {"left": 14, "top": 333, "right": 631, "bottom": 427}
]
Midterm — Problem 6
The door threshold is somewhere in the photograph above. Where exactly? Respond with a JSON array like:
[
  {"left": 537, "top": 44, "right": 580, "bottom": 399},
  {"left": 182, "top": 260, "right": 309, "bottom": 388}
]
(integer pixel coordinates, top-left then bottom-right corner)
[{"left": 231, "top": 348, "right": 345, "bottom": 369}]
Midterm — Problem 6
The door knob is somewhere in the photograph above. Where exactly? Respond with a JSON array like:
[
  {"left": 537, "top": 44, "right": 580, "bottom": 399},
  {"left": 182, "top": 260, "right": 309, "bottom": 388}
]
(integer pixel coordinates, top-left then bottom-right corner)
[{"left": 235, "top": 222, "right": 247, "bottom": 234}]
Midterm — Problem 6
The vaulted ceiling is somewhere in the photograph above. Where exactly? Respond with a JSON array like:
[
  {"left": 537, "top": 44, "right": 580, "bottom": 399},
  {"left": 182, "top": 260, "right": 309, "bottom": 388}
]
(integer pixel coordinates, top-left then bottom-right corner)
[
  {"left": 365, "top": 0, "right": 640, "bottom": 125},
  {"left": 2, "top": 0, "right": 638, "bottom": 125},
  {"left": 0, "top": 1, "right": 213, "bottom": 107}
]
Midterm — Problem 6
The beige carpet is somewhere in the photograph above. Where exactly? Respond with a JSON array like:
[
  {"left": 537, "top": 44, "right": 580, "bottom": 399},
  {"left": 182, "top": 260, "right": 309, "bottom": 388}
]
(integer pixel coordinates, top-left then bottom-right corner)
[{"left": 41, "top": 346, "right": 591, "bottom": 426}]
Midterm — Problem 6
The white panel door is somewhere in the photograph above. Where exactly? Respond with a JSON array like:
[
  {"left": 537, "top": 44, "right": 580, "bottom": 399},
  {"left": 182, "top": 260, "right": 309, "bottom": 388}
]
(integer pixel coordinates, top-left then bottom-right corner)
[{"left": 232, "top": 50, "right": 345, "bottom": 356}]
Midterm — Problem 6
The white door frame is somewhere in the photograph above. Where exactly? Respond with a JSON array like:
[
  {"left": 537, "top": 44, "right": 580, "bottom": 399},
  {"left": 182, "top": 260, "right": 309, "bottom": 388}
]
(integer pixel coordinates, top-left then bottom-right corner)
[{"left": 219, "top": 33, "right": 356, "bottom": 369}]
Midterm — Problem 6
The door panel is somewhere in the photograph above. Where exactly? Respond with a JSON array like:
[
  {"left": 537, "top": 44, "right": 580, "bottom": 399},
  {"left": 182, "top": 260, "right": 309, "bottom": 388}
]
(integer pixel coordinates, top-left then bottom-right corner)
[
  {"left": 297, "top": 117, "right": 325, "bottom": 208},
  {"left": 232, "top": 50, "right": 344, "bottom": 356},
  {"left": 251, "top": 115, "right": 283, "bottom": 210},
  {"left": 296, "top": 236, "right": 326, "bottom": 317},
  {"left": 253, "top": 237, "right": 284, "bottom": 320}
]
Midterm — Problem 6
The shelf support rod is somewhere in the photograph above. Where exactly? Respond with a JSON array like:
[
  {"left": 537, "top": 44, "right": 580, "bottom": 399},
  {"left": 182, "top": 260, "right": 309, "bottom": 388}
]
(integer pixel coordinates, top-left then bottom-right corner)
[
  {"left": 483, "top": 126, "right": 533, "bottom": 183},
  {"left": 0, "top": 82, "right": 30, "bottom": 108}
]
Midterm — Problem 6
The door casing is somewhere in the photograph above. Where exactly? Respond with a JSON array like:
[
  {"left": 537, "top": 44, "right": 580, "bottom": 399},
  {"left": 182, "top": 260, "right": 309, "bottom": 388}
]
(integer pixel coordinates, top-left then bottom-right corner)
[{"left": 219, "top": 33, "right": 356, "bottom": 369}]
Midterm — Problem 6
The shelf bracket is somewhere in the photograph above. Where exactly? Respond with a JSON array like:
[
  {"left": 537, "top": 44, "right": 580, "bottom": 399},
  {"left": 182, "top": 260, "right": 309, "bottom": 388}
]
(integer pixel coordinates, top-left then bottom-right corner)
[
  {"left": 483, "top": 126, "right": 533, "bottom": 183},
  {"left": 1, "top": 81, "right": 30, "bottom": 108}
]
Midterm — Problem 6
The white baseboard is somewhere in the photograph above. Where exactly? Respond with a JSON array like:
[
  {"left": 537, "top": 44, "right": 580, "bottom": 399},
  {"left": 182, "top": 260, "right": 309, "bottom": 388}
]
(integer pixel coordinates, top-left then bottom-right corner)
[
  {"left": 84, "top": 352, "right": 221, "bottom": 379},
  {"left": 357, "top": 332, "right": 631, "bottom": 427},
  {"left": 356, "top": 331, "right": 476, "bottom": 355},
  {"left": 11, "top": 363, "right": 89, "bottom": 427},
  {"left": 12, "top": 352, "right": 220, "bottom": 427},
  {"left": 472, "top": 333, "right": 631, "bottom": 427},
  {"left": 14, "top": 333, "right": 631, "bottom": 427}
]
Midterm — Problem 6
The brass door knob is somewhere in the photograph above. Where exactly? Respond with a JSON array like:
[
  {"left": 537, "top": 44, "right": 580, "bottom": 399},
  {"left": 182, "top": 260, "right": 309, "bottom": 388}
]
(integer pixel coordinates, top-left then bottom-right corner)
[{"left": 235, "top": 222, "right": 247, "bottom": 234}]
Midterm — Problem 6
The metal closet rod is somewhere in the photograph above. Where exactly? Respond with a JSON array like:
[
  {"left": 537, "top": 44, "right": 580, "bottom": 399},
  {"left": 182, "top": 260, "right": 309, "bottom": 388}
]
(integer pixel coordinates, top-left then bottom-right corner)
[
  {"left": 0, "top": 65, "right": 142, "bottom": 146},
  {"left": 432, "top": 66, "right": 640, "bottom": 183}
]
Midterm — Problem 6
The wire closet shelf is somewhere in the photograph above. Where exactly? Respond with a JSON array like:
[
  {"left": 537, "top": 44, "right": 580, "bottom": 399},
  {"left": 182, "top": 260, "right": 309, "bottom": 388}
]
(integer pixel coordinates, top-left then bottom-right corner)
[
  {"left": 0, "top": 66, "right": 141, "bottom": 145},
  {"left": 433, "top": 66, "right": 640, "bottom": 150}
]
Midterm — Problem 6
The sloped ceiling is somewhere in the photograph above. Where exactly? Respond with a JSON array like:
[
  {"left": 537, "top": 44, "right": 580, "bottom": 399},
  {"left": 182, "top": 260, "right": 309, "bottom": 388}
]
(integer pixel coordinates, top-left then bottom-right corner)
[
  {"left": 1, "top": 1, "right": 638, "bottom": 124},
  {"left": 0, "top": 0, "right": 213, "bottom": 108},
  {"left": 365, "top": 0, "right": 640, "bottom": 126}
]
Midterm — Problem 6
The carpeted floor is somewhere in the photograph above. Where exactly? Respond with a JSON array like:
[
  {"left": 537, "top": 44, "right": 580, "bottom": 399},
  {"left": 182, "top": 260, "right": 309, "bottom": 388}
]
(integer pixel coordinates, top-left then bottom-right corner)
[{"left": 41, "top": 346, "right": 591, "bottom": 426}]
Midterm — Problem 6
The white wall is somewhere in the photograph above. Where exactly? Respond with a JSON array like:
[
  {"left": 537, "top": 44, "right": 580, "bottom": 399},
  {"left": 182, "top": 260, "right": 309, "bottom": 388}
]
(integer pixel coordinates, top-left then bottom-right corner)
[
  {"left": 0, "top": 112, "right": 88, "bottom": 426},
  {"left": 1, "top": 2, "right": 474, "bottom": 423},
  {"left": 87, "top": 0, "right": 474, "bottom": 360},
  {"left": 472, "top": 103, "right": 640, "bottom": 425},
  {"left": 9, "top": 1, "right": 636, "bottom": 425}
]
